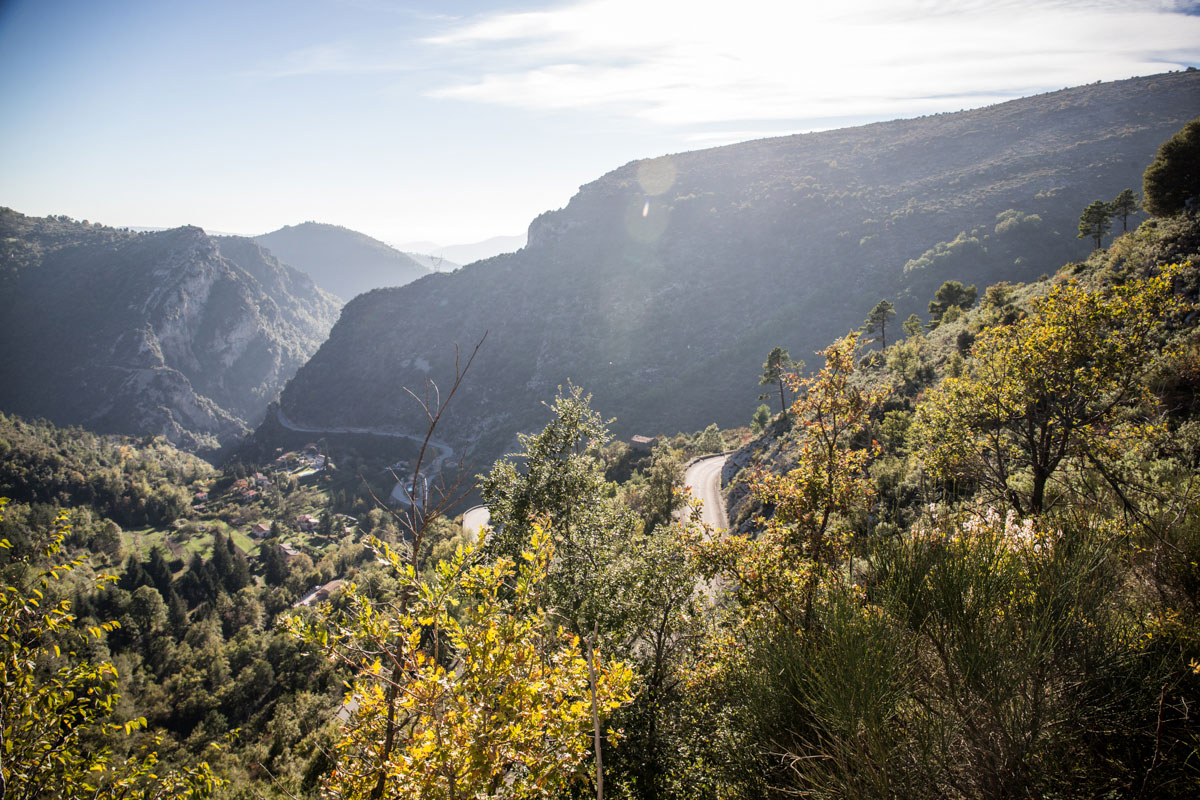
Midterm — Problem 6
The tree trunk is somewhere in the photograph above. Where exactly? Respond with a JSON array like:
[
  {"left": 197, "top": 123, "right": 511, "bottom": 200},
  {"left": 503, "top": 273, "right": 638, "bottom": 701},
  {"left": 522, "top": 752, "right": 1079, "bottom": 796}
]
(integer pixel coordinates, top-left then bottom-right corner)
[
  {"left": 1030, "top": 468, "right": 1047, "bottom": 514},
  {"left": 587, "top": 626, "right": 604, "bottom": 800}
]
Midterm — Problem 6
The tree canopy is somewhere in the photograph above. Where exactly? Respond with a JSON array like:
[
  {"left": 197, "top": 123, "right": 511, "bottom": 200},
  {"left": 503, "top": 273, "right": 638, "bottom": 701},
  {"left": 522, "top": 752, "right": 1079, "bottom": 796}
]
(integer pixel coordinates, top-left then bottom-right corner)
[
  {"left": 928, "top": 281, "right": 978, "bottom": 329},
  {"left": 913, "top": 267, "right": 1180, "bottom": 514},
  {"left": 291, "top": 527, "right": 634, "bottom": 800},
  {"left": 0, "top": 501, "right": 222, "bottom": 799},
  {"left": 759, "top": 346, "right": 795, "bottom": 414},
  {"left": 1078, "top": 199, "right": 1113, "bottom": 249},
  {"left": 863, "top": 299, "right": 896, "bottom": 350},
  {"left": 1143, "top": 117, "right": 1200, "bottom": 217},
  {"left": 1110, "top": 188, "right": 1139, "bottom": 232}
]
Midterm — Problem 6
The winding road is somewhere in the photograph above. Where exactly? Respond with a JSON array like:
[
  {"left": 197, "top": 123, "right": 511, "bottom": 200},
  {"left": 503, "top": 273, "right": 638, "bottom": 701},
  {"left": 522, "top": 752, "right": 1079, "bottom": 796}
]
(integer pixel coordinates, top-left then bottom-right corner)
[
  {"left": 273, "top": 408, "right": 454, "bottom": 503},
  {"left": 681, "top": 453, "right": 730, "bottom": 529},
  {"left": 461, "top": 505, "right": 491, "bottom": 538},
  {"left": 276, "top": 407, "right": 731, "bottom": 534}
]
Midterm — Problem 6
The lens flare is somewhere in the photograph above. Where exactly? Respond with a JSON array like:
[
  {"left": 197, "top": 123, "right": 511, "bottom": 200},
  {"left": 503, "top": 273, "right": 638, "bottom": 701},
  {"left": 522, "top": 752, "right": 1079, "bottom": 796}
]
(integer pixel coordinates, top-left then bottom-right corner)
[{"left": 637, "top": 157, "right": 676, "bottom": 196}]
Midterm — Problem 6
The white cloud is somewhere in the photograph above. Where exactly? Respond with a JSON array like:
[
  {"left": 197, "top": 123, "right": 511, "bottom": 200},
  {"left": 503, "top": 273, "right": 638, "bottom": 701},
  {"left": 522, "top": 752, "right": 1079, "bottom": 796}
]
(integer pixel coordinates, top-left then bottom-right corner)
[
  {"left": 424, "top": 0, "right": 1200, "bottom": 126},
  {"left": 250, "top": 39, "right": 416, "bottom": 78}
]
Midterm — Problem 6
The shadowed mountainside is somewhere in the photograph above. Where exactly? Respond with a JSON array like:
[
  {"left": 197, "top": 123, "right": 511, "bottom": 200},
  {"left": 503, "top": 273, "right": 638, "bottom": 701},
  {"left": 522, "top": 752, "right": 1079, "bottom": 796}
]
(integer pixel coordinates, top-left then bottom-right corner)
[
  {"left": 0, "top": 210, "right": 340, "bottom": 451},
  {"left": 274, "top": 72, "right": 1200, "bottom": 466}
]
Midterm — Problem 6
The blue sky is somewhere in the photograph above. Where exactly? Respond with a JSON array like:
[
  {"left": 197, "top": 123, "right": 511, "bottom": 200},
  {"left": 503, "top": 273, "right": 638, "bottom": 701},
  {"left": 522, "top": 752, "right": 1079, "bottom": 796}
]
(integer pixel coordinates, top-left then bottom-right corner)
[{"left": 2, "top": 0, "right": 1198, "bottom": 246}]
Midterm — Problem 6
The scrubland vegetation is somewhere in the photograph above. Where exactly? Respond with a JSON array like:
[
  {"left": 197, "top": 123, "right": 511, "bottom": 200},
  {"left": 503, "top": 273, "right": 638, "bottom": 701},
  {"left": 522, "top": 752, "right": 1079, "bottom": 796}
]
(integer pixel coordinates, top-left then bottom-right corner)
[{"left": 3, "top": 121, "right": 1200, "bottom": 799}]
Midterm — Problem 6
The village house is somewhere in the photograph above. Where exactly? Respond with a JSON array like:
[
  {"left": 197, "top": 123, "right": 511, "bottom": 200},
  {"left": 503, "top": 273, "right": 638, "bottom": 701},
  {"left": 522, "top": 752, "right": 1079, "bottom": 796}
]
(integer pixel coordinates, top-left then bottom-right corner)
[
  {"left": 249, "top": 523, "right": 271, "bottom": 539},
  {"left": 294, "top": 513, "right": 319, "bottom": 532},
  {"left": 630, "top": 434, "right": 658, "bottom": 452}
]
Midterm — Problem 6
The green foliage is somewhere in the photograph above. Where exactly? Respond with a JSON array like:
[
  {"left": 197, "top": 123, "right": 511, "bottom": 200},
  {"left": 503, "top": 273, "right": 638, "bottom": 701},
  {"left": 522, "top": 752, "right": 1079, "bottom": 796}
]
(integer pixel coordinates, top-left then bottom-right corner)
[
  {"left": 696, "top": 422, "right": 725, "bottom": 454},
  {"left": 696, "top": 333, "right": 885, "bottom": 630},
  {"left": 640, "top": 443, "right": 685, "bottom": 534},
  {"left": 994, "top": 208, "right": 1043, "bottom": 236},
  {"left": 481, "top": 384, "right": 610, "bottom": 563},
  {"left": 1111, "top": 188, "right": 1140, "bottom": 232},
  {"left": 1078, "top": 199, "right": 1113, "bottom": 249},
  {"left": 902, "top": 313, "right": 924, "bottom": 339},
  {"left": 291, "top": 527, "right": 634, "bottom": 799},
  {"left": 927, "top": 280, "right": 977, "bottom": 329},
  {"left": 758, "top": 346, "right": 795, "bottom": 414},
  {"left": 886, "top": 337, "right": 935, "bottom": 393},
  {"left": 903, "top": 230, "right": 986, "bottom": 275},
  {"left": 0, "top": 499, "right": 223, "bottom": 799},
  {"left": 1143, "top": 117, "right": 1200, "bottom": 217},
  {"left": 913, "top": 267, "right": 1182, "bottom": 514},
  {"left": 9, "top": 169, "right": 1200, "bottom": 797},
  {"left": 750, "top": 403, "right": 771, "bottom": 434},
  {"left": 863, "top": 299, "right": 896, "bottom": 350},
  {"left": 0, "top": 414, "right": 210, "bottom": 531}
]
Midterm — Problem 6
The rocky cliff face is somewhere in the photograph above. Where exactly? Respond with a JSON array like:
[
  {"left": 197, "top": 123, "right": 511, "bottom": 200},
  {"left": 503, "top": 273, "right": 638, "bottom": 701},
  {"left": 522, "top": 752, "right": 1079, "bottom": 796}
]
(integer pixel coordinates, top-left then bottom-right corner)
[
  {"left": 274, "top": 72, "right": 1200, "bottom": 468},
  {"left": 0, "top": 211, "right": 340, "bottom": 451}
]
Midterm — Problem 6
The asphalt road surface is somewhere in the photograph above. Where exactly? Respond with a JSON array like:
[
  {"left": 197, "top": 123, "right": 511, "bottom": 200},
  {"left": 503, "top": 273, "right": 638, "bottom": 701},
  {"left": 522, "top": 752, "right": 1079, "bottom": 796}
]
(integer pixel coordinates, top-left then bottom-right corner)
[
  {"left": 682, "top": 454, "right": 729, "bottom": 529},
  {"left": 461, "top": 505, "right": 491, "bottom": 539}
]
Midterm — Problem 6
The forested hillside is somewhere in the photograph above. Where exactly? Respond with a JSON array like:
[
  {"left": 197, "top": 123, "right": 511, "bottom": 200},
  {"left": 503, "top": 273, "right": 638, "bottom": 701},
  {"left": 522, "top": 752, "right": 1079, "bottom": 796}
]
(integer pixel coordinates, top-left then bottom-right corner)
[
  {"left": 0, "top": 211, "right": 340, "bottom": 452},
  {"left": 276, "top": 71, "right": 1200, "bottom": 470},
  {"left": 4, "top": 93, "right": 1200, "bottom": 800},
  {"left": 6, "top": 196, "right": 1200, "bottom": 796}
]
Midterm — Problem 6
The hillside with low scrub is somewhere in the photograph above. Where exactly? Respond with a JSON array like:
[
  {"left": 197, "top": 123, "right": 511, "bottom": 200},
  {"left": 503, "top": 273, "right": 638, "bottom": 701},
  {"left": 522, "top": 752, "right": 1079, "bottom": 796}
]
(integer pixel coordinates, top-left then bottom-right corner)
[{"left": 275, "top": 71, "right": 1200, "bottom": 472}]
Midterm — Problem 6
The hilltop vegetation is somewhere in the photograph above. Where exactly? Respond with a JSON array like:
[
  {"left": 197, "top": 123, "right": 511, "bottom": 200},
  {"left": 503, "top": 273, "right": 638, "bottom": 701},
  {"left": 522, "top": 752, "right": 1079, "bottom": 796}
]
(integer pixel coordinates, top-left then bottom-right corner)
[{"left": 275, "top": 71, "right": 1200, "bottom": 472}]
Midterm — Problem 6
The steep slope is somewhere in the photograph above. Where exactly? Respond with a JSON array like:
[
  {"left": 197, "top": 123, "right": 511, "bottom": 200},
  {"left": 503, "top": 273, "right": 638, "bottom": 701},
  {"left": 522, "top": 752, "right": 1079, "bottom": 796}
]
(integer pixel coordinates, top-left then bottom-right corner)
[
  {"left": 274, "top": 72, "right": 1200, "bottom": 467},
  {"left": 253, "top": 222, "right": 430, "bottom": 301},
  {"left": 0, "top": 210, "right": 340, "bottom": 451}
]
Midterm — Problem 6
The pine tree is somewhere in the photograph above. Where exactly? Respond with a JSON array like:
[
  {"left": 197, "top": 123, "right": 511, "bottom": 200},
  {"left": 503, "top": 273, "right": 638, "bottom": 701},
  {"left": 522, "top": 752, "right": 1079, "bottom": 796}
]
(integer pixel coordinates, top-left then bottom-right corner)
[
  {"left": 144, "top": 546, "right": 173, "bottom": 595},
  {"left": 928, "top": 281, "right": 977, "bottom": 329},
  {"left": 903, "top": 313, "right": 924, "bottom": 339},
  {"left": 863, "top": 299, "right": 896, "bottom": 349},
  {"left": 759, "top": 346, "right": 796, "bottom": 414},
  {"left": 167, "top": 589, "right": 189, "bottom": 639},
  {"left": 119, "top": 553, "right": 150, "bottom": 592},
  {"left": 1110, "top": 188, "right": 1139, "bottom": 232},
  {"left": 1077, "top": 199, "right": 1112, "bottom": 249}
]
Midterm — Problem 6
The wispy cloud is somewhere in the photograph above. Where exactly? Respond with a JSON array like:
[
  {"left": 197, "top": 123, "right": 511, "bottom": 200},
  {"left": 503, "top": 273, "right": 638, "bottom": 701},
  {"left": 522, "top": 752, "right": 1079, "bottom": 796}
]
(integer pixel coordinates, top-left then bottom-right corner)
[
  {"left": 248, "top": 39, "right": 416, "bottom": 78},
  {"left": 423, "top": 0, "right": 1200, "bottom": 127}
]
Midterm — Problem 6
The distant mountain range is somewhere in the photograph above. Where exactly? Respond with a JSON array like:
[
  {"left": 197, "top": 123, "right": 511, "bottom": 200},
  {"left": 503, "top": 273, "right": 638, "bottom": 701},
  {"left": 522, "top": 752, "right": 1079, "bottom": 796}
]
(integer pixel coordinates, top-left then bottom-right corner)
[
  {"left": 253, "top": 222, "right": 431, "bottom": 302},
  {"left": 274, "top": 71, "right": 1200, "bottom": 469},
  {"left": 0, "top": 210, "right": 340, "bottom": 452},
  {"left": 395, "top": 234, "right": 526, "bottom": 267}
]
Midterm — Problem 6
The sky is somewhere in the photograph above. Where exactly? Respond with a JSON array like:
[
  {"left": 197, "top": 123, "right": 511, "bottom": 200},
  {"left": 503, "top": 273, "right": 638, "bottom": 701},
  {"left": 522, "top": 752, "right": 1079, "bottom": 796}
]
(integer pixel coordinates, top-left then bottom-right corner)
[{"left": 1, "top": 0, "right": 1199, "bottom": 247}]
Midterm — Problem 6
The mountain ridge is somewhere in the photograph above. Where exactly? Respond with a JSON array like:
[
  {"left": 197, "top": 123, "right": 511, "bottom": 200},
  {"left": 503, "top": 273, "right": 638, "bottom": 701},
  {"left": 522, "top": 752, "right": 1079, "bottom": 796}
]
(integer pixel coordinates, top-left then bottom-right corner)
[
  {"left": 274, "top": 72, "right": 1200, "bottom": 469},
  {"left": 0, "top": 210, "right": 340, "bottom": 452},
  {"left": 253, "top": 221, "right": 430, "bottom": 301}
]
